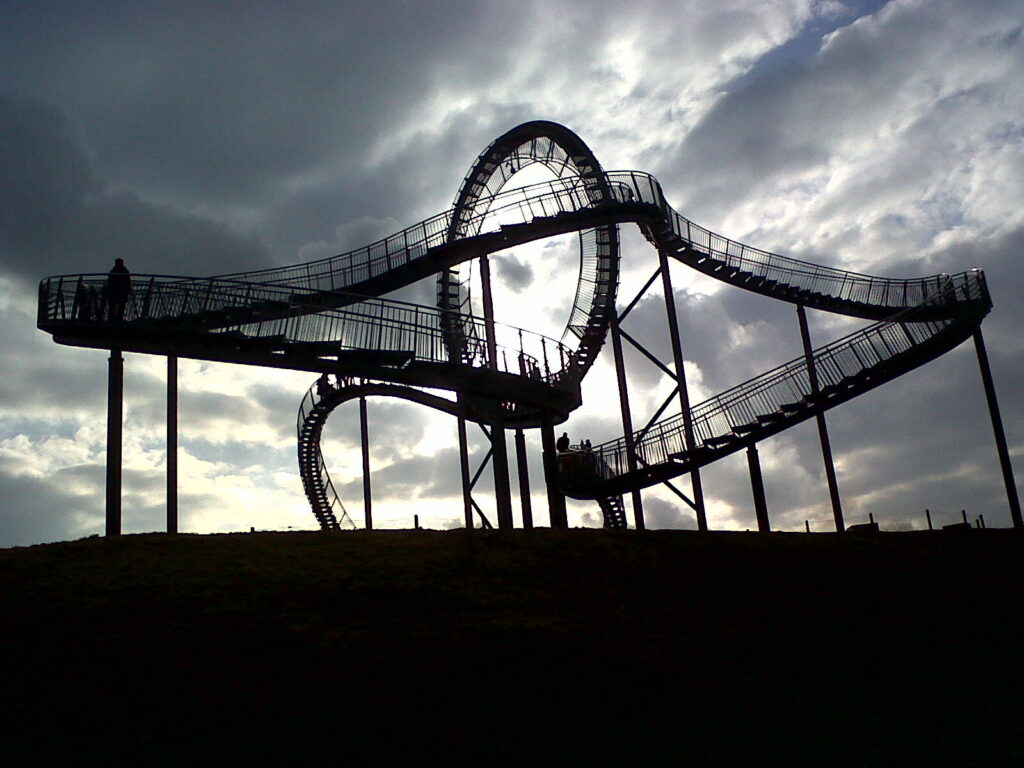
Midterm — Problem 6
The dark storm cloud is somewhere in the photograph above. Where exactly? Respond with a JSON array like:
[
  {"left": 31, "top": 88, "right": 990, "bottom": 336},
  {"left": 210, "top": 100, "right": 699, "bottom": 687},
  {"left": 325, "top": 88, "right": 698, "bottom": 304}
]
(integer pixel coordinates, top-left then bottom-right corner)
[
  {"left": 664, "top": 0, "right": 1024, "bottom": 228},
  {"left": 615, "top": 280, "right": 806, "bottom": 399},
  {"left": 3, "top": 0, "right": 1022, "bottom": 540},
  {"left": 0, "top": 93, "right": 273, "bottom": 284},
  {"left": 338, "top": 446, "right": 465, "bottom": 503},
  {"left": 0, "top": 304, "right": 110, "bottom": 417},
  {"left": 0, "top": 470, "right": 100, "bottom": 547},
  {"left": 0, "top": 2, "right": 483, "bottom": 207},
  {"left": 642, "top": 496, "right": 694, "bottom": 529},
  {"left": 493, "top": 254, "right": 534, "bottom": 293},
  {"left": 320, "top": 396, "right": 436, "bottom": 466}
]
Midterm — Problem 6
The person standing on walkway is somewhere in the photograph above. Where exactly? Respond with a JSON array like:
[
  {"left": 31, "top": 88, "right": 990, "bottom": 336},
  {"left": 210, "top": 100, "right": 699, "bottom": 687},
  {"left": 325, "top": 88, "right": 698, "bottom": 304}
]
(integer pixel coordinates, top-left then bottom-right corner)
[{"left": 106, "top": 258, "right": 132, "bottom": 321}]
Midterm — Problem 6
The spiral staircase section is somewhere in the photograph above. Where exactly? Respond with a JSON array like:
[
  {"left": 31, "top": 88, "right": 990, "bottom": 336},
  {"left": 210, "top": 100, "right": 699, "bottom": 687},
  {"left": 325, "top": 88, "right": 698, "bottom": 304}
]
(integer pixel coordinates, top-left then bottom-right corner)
[
  {"left": 36, "top": 121, "right": 994, "bottom": 530},
  {"left": 297, "top": 378, "right": 472, "bottom": 530}
]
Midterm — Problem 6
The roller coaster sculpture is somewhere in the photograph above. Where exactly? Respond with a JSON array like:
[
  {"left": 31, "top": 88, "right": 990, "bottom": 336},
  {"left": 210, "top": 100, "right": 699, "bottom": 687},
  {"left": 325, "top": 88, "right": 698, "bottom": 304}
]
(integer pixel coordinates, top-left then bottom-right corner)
[{"left": 38, "top": 121, "right": 1012, "bottom": 532}]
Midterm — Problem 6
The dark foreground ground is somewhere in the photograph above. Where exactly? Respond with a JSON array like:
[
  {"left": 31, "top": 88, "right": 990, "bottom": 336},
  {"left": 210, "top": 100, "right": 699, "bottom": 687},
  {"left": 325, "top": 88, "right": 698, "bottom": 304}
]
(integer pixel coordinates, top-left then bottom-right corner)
[{"left": 1, "top": 528, "right": 1022, "bottom": 766}]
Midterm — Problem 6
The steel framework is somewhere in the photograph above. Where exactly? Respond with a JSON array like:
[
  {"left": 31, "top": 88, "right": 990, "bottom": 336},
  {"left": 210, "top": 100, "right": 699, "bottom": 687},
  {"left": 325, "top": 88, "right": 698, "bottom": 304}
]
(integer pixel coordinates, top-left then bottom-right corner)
[{"left": 37, "top": 121, "right": 1020, "bottom": 532}]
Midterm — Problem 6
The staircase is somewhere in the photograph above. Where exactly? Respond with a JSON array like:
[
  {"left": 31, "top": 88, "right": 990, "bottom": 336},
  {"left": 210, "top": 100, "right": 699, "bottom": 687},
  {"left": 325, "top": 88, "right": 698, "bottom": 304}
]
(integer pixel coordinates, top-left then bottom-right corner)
[
  {"left": 597, "top": 495, "right": 628, "bottom": 529},
  {"left": 35, "top": 139, "right": 999, "bottom": 529},
  {"left": 560, "top": 273, "right": 990, "bottom": 500},
  {"left": 296, "top": 379, "right": 356, "bottom": 531}
]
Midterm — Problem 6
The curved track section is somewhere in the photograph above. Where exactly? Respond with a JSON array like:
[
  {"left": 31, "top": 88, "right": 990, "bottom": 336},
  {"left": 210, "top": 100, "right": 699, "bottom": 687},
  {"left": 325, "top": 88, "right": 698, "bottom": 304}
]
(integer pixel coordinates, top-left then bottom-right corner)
[
  {"left": 440, "top": 121, "right": 620, "bottom": 376},
  {"left": 298, "top": 377, "right": 470, "bottom": 530},
  {"left": 36, "top": 122, "right": 993, "bottom": 529}
]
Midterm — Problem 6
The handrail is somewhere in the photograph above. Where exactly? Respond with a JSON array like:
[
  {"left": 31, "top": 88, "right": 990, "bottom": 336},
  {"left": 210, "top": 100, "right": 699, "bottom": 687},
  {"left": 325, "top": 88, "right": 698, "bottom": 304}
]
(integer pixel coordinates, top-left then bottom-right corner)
[
  {"left": 39, "top": 273, "right": 574, "bottom": 384},
  {"left": 296, "top": 377, "right": 357, "bottom": 530},
  {"left": 582, "top": 273, "right": 988, "bottom": 482},
  {"left": 36, "top": 134, "right": 995, "bottom": 524}
]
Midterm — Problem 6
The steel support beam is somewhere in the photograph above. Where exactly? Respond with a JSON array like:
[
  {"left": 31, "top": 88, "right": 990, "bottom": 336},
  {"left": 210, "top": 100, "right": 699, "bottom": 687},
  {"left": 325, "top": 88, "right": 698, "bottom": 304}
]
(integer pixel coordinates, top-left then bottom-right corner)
[
  {"left": 659, "top": 252, "right": 706, "bottom": 530},
  {"left": 479, "top": 254, "right": 514, "bottom": 529},
  {"left": 747, "top": 443, "right": 770, "bottom": 533},
  {"left": 514, "top": 428, "right": 533, "bottom": 529},
  {"left": 541, "top": 422, "right": 568, "bottom": 529},
  {"left": 457, "top": 415, "right": 474, "bottom": 529},
  {"left": 167, "top": 355, "right": 177, "bottom": 534},
  {"left": 797, "top": 305, "right": 845, "bottom": 532},
  {"left": 973, "top": 328, "right": 1022, "bottom": 529},
  {"left": 610, "top": 315, "right": 644, "bottom": 529},
  {"left": 360, "top": 395, "right": 372, "bottom": 530},
  {"left": 106, "top": 349, "right": 123, "bottom": 537}
]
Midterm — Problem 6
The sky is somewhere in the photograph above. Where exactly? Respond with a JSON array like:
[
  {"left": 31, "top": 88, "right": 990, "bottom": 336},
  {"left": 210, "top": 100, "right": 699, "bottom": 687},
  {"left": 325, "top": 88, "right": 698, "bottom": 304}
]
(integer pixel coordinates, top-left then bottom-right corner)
[{"left": 2, "top": 0, "right": 1023, "bottom": 546}]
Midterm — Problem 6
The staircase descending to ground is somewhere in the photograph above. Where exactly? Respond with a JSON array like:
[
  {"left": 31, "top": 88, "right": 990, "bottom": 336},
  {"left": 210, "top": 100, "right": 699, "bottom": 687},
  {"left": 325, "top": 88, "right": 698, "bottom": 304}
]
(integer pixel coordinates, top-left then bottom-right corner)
[
  {"left": 36, "top": 121, "right": 994, "bottom": 529},
  {"left": 597, "top": 494, "right": 628, "bottom": 529},
  {"left": 559, "top": 274, "right": 989, "bottom": 501}
]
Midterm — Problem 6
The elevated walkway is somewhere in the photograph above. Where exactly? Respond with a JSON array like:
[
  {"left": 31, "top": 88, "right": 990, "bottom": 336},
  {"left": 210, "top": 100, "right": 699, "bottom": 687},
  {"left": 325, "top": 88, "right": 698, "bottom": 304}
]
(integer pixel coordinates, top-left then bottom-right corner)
[{"left": 36, "top": 120, "right": 1006, "bottom": 530}]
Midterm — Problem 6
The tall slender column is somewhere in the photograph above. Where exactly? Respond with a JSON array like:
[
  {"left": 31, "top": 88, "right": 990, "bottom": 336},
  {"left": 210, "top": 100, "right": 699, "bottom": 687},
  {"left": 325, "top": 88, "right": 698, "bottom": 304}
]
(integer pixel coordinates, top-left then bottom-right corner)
[
  {"left": 167, "top": 355, "right": 178, "bottom": 534},
  {"left": 106, "top": 349, "right": 124, "bottom": 537},
  {"left": 659, "top": 252, "right": 706, "bottom": 530},
  {"left": 797, "top": 305, "right": 845, "bottom": 532},
  {"left": 610, "top": 315, "right": 643, "bottom": 529},
  {"left": 541, "top": 422, "right": 568, "bottom": 528},
  {"left": 973, "top": 328, "right": 1022, "bottom": 529},
  {"left": 360, "top": 395, "right": 372, "bottom": 530},
  {"left": 479, "top": 254, "right": 514, "bottom": 529},
  {"left": 514, "top": 428, "right": 533, "bottom": 529},
  {"left": 458, "top": 416, "right": 474, "bottom": 529},
  {"left": 747, "top": 443, "right": 770, "bottom": 532}
]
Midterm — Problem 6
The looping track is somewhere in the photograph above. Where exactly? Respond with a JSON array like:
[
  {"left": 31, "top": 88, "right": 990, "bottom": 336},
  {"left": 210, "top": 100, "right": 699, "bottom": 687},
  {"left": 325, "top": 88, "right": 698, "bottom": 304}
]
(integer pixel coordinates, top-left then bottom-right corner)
[{"left": 37, "top": 121, "right": 992, "bottom": 529}]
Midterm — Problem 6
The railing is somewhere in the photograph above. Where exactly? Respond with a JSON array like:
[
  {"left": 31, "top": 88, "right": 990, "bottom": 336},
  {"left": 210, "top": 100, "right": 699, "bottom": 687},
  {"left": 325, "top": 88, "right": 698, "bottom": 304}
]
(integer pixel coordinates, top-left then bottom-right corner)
[
  {"left": 212, "top": 173, "right": 625, "bottom": 293},
  {"left": 37, "top": 166, "right": 992, "bottom": 495},
  {"left": 584, "top": 273, "right": 989, "bottom": 482},
  {"left": 297, "top": 380, "right": 357, "bottom": 530},
  {"left": 38, "top": 274, "right": 578, "bottom": 385}
]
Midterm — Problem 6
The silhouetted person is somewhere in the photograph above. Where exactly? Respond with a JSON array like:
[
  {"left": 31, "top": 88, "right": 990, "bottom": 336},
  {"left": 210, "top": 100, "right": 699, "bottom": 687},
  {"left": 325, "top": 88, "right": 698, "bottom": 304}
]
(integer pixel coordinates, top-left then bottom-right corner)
[
  {"left": 316, "top": 373, "right": 331, "bottom": 398},
  {"left": 556, "top": 432, "right": 570, "bottom": 452},
  {"left": 106, "top": 258, "right": 131, "bottom": 321},
  {"left": 72, "top": 280, "right": 92, "bottom": 321}
]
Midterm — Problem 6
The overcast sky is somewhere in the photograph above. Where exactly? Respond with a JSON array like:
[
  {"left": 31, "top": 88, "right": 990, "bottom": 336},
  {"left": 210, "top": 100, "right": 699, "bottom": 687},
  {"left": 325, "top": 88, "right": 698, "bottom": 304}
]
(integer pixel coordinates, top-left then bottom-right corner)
[{"left": 2, "top": 0, "right": 1023, "bottom": 546}]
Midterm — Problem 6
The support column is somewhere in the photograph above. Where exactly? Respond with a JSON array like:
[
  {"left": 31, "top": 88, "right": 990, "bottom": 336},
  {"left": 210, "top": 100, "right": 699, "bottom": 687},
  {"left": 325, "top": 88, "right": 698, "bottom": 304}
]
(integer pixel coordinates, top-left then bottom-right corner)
[
  {"left": 360, "top": 396, "right": 372, "bottom": 530},
  {"left": 167, "top": 355, "right": 178, "bottom": 534},
  {"left": 479, "top": 254, "right": 514, "bottom": 530},
  {"left": 610, "top": 315, "right": 644, "bottom": 529},
  {"left": 514, "top": 428, "right": 533, "bottom": 529},
  {"left": 747, "top": 443, "right": 770, "bottom": 533},
  {"left": 458, "top": 416, "right": 474, "bottom": 529},
  {"left": 541, "top": 422, "right": 568, "bottom": 529},
  {"left": 106, "top": 349, "right": 123, "bottom": 537},
  {"left": 973, "top": 328, "right": 1022, "bottom": 529},
  {"left": 797, "top": 305, "right": 845, "bottom": 532},
  {"left": 659, "top": 252, "right": 706, "bottom": 531}
]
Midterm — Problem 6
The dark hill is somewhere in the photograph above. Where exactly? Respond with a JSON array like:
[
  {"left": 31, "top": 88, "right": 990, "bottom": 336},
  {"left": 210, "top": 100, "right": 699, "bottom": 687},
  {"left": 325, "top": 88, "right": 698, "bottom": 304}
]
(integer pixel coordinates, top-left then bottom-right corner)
[{"left": 2, "top": 529, "right": 1022, "bottom": 766}]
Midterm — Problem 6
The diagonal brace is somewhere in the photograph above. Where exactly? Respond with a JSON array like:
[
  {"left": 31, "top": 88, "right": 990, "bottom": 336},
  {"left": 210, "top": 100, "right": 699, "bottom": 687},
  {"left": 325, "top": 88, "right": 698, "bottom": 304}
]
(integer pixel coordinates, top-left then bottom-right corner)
[{"left": 618, "top": 327, "right": 678, "bottom": 381}]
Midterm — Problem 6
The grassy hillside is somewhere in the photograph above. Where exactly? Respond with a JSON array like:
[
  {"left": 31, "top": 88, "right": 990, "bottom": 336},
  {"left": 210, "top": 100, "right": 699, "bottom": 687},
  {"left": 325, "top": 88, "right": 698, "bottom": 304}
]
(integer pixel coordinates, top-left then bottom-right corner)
[{"left": 2, "top": 528, "right": 1022, "bottom": 765}]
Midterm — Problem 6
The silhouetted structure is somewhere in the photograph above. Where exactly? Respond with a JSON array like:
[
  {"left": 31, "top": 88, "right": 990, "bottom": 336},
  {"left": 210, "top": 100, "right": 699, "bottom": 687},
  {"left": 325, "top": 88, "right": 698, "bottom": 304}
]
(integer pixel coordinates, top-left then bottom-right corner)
[{"left": 35, "top": 121, "right": 1020, "bottom": 533}]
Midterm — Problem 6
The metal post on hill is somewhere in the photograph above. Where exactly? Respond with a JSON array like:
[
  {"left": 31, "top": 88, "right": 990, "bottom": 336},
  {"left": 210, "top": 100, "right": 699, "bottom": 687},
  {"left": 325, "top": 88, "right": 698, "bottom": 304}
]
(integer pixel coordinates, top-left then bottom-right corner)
[
  {"left": 479, "top": 254, "right": 514, "bottom": 530},
  {"left": 167, "top": 355, "right": 178, "bottom": 534},
  {"left": 360, "top": 396, "right": 372, "bottom": 530},
  {"left": 972, "top": 328, "right": 1022, "bottom": 529},
  {"left": 106, "top": 349, "right": 123, "bottom": 537},
  {"left": 659, "top": 250, "right": 706, "bottom": 531},
  {"left": 797, "top": 305, "right": 846, "bottom": 533}
]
